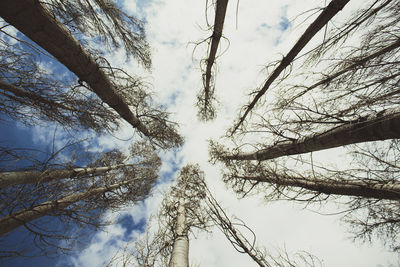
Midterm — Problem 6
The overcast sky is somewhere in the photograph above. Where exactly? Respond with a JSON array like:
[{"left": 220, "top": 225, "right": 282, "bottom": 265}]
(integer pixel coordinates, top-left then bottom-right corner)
[{"left": 1, "top": 0, "right": 399, "bottom": 266}]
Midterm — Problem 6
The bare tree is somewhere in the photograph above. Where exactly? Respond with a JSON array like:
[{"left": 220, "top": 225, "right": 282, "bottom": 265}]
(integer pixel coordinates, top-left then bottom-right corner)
[
  {"left": 228, "top": 0, "right": 398, "bottom": 137},
  {"left": 0, "top": 0, "right": 183, "bottom": 148},
  {"left": 162, "top": 164, "right": 208, "bottom": 267},
  {"left": 214, "top": 140, "right": 400, "bottom": 250},
  {"left": 0, "top": 164, "right": 129, "bottom": 188},
  {"left": 210, "top": 0, "right": 400, "bottom": 251},
  {"left": 230, "top": 0, "right": 351, "bottom": 134},
  {"left": 0, "top": 178, "right": 141, "bottom": 236},
  {"left": 104, "top": 164, "right": 207, "bottom": 267},
  {"left": 0, "top": 141, "right": 161, "bottom": 257},
  {"left": 196, "top": 0, "right": 229, "bottom": 121},
  {"left": 212, "top": 108, "right": 400, "bottom": 161},
  {"left": 212, "top": 0, "right": 400, "bottom": 163},
  {"left": 212, "top": 0, "right": 400, "bottom": 174},
  {"left": 44, "top": 0, "right": 151, "bottom": 67},
  {"left": 0, "top": 40, "right": 120, "bottom": 132},
  {"left": 105, "top": 168, "right": 322, "bottom": 267}
]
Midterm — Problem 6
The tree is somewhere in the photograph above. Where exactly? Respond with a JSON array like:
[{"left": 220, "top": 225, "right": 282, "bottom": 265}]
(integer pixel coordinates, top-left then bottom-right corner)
[
  {"left": 103, "top": 164, "right": 208, "bottom": 267},
  {"left": 0, "top": 178, "right": 138, "bottom": 236},
  {"left": 214, "top": 141, "right": 400, "bottom": 249},
  {"left": 0, "top": 141, "right": 161, "bottom": 257},
  {"left": 212, "top": 0, "right": 400, "bottom": 163},
  {"left": 230, "top": 0, "right": 351, "bottom": 134},
  {"left": 0, "top": 0, "right": 183, "bottom": 149},
  {"left": 103, "top": 164, "right": 322, "bottom": 267},
  {"left": 0, "top": 163, "right": 129, "bottom": 188},
  {"left": 196, "top": 0, "right": 229, "bottom": 121},
  {"left": 0, "top": 39, "right": 120, "bottom": 132},
  {"left": 211, "top": 0, "right": 400, "bottom": 250},
  {"left": 163, "top": 164, "right": 207, "bottom": 267},
  {"left": 212, "top": 108, "right": 400, "bottom": 161}
]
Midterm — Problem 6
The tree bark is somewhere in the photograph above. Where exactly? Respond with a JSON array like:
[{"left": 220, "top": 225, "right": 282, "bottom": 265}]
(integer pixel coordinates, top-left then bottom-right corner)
[
  {"left": 169, "top": 190, "right": 189, "bottom": 267},
  {"left": 0, "top": 180, "right": 130, "bottom": 236},
  {"left": 231, "top": 0, "right": 350, "bottom": 134},
  {"left": 224, "top": 108, "right": 400, "bottom": 161},
  {"left": 0, "top": 164, "right": 128, "bottom": 188},
  {"left": 0, "top": 0, "right": 150, "bottom": 136},
  {"left": 238, "top": 172, "right": 400, "bottom": 200}
]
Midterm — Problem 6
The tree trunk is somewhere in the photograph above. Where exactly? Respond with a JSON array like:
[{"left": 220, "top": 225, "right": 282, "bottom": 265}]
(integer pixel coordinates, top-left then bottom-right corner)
[
  {"left": 203, "top": 0, "right": 229, "bottom": 107},
  {"left": 238, "top": 172, "right": 400, "bottom": 200},
  {"left": 169, "top": 191, "right": 189, "bottom": 267},
  {"left": 224, "top": 108, "right": 400, "bottom": 161},
  {"left": 231, "top": 0, "right": 350, "bottom": 134},
  {"left": 0, "top": 180, "right": 130, "bottom": 236},
  {"left": 0, "top": 0, "right": 150, "bottom": 136},
  {"left": 0, "top": 164, "right": 128, "bottom": 188}
]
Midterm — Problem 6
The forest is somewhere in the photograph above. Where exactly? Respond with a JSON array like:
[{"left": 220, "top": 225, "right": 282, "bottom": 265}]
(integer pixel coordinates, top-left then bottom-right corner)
[{"left": 0, "top": 0, "right": 399, "bottom": 266}]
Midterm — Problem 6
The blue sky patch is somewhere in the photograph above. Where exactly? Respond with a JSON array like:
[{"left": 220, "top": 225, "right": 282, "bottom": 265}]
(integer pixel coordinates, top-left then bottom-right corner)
[
  {"left": 118, "top": 214, "right": 146, "bottom": 240},
  {"left": 157, "top": 149, "right": 182, "bottom": 184},
  {"left": 279, "top": 17, "right": 290, "bottom": 31}
]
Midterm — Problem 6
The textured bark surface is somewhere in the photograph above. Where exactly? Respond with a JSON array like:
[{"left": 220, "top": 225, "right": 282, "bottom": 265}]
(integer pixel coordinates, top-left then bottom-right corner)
[
  {"left": 0, "top": 0, "right": 150, "bottom": 136},
  {"left": 0, "top": 164, "right": 127, "bottom": 188},
  {"left": 169, "top": 193, "right": 189, "bottom": 267},
  {"left": 225, "top": 108, "right": 400, "bottom": 161},
  {"left": 241, "top": 173, "right": 400, "bottom": 200},
  {"left": 0, "top": 181, "right": 128, "bottom": 236},
  {"left": 231, "top": 0, "right": 350, "bottom": 134}
]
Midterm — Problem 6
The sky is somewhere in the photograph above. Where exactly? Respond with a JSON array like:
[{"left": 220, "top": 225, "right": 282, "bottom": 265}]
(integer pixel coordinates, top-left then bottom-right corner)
[{"left": 1, "top": 0, "right": 399, "bottom": 266}]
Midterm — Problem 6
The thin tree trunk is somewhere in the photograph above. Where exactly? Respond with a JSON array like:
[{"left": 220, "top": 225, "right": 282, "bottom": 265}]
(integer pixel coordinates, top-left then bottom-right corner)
[
  {"left": 0, "top": 164, "right": 128, "bottom": 188},
  {"left": 169, "top": 189, "right": 189, "bottom": 267},
  {"left": 0, "top": 180, "right": 130, "bottom": 236},
  {"left": 0, "top": 0, "right": 150, "bottom": 136},
  {"left": 203, "top": 0, "right": 229, "bottom": 108},
  {"left": 231, "top": 0, "right": 350, "bottom": 134},
  {"left": 224, "top": 108, "right": 400, "bottom": 161},
  {"left": 238, "top": 172, "right": 400, "bottom": 200}
]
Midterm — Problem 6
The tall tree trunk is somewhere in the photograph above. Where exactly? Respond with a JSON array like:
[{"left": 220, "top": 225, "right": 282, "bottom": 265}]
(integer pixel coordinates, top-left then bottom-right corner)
[
  {"left": 224, "top": 108, "right": 400, "bottom": 161},
  {"left": 203, "top": 0, "right": 228, "bottom": 108},
  {"left": 0, "top": 180, "right": 130, "bottom": 236},
  {"left": 0, "top": 164, "right": 129, "bottom": 188},
  {"left": 237, "top": 172, "right": 400, "bottom": 200},
  {"left": 231, "top": 0, "right": 350, "bottom": 134},
  {"left": 169, "top": 189, "right": 189, "bottom": 267},
  {"left": 0, "top": 0, "right": 150, "bottom": 136}
]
